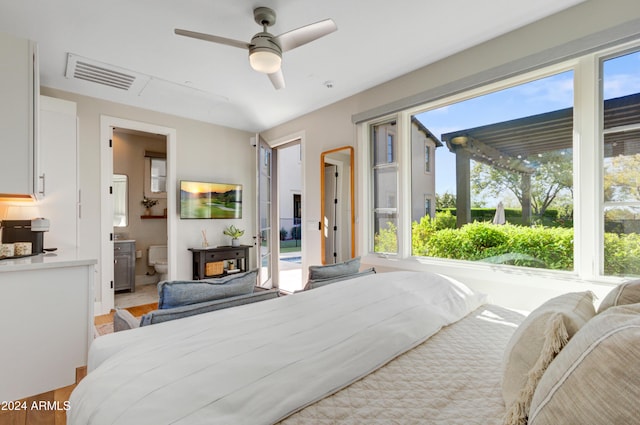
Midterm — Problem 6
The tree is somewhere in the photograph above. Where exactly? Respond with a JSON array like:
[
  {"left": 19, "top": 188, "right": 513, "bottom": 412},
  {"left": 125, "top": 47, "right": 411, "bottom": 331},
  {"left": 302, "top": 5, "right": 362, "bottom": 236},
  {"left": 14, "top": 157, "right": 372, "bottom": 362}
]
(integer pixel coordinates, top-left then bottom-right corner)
[
  {"left": 471, "top": 149, "right": 573, "bottom": 217},
  {"left": 436, "top": 191, "right": 456, "bottom": 209},
  {"left": 604, "top": 153, "right": 640, "bottom": 202}
]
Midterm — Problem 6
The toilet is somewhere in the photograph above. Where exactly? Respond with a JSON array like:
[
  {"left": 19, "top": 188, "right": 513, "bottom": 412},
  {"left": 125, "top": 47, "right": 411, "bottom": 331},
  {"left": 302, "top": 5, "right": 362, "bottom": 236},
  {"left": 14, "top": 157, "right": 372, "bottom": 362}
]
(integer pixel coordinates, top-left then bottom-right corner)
[{"left": 148, "top": 245, "right": 168, "bottom": 281}]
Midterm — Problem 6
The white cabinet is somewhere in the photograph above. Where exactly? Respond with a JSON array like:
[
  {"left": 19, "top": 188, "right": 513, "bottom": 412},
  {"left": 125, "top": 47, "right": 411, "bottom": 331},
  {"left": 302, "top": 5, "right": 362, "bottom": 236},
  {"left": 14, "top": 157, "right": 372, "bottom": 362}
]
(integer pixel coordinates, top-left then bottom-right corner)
[
  {"left": 0, "top": 31, "right": 39, "bottom": 198},
  {"left": 38, "top": 96, "right": 79, "bottom": 249},
  {"left": 0, "top": 256, "right": 96, "bottom": 402}
]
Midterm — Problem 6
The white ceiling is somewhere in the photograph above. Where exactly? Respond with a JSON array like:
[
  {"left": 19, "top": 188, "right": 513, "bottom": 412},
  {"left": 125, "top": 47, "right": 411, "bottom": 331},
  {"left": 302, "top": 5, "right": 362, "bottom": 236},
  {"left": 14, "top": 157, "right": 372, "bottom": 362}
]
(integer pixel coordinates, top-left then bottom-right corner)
[{"left": 1, "top": 0, "right": 585, "bottom": 132}]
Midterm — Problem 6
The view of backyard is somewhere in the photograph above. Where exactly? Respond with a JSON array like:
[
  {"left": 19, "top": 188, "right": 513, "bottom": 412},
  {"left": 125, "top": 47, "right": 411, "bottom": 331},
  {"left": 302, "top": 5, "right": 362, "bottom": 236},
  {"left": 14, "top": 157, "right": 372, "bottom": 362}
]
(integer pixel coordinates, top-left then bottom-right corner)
[{"left": 373, "top": 49, "right": 640, "bottom": 277}]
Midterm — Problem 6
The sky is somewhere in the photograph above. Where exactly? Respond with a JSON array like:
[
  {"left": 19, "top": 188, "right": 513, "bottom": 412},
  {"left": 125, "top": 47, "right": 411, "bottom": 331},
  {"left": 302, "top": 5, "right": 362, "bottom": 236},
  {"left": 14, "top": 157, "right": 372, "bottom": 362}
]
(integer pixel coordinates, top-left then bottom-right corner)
[{"left": 414, "top": 50, "right": 640, "bottom": 202}]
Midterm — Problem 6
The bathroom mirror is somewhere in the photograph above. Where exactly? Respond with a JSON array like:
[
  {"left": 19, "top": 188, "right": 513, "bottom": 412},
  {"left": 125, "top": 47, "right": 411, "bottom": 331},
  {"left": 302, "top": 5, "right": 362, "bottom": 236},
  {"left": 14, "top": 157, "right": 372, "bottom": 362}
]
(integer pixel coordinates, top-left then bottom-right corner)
[
  {"left": 321, "top": 146, "right": 355, "bottom": 264},
  {"left": 113, "top": 174, "right": 128, "bottom": 227}
]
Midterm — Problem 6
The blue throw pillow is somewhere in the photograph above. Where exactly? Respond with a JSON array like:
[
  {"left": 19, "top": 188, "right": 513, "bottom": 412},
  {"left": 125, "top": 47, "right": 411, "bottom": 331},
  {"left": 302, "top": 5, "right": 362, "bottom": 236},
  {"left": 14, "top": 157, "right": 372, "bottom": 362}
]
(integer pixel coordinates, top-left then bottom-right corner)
[
  {"left": 307, "top": 256, "right": 361, "bottom": 281},
  {"left": 307, "top": 267, "right": 376, "bottom": 290},
  {"left": 158, "top": 269, "right": 257, "bottom": 309}
]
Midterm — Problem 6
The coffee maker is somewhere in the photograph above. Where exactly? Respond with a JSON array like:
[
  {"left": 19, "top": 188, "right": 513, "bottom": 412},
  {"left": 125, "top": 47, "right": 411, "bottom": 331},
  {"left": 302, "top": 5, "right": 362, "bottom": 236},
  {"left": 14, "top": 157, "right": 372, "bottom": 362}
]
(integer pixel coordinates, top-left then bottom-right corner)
[{"left": 0, "top": 218, "right": 50, "bottom": 255}]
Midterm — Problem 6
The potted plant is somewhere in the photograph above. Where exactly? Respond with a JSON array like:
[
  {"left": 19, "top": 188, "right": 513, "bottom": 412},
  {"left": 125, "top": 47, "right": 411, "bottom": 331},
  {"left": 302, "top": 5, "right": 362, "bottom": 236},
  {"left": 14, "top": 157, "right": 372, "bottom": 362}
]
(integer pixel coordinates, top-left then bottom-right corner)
[
  {"left": 223, "top": 224, "right": 244, "bottom": 247},
  {"left": 141, "top": 197, "right": 159, "bottom": 216}
]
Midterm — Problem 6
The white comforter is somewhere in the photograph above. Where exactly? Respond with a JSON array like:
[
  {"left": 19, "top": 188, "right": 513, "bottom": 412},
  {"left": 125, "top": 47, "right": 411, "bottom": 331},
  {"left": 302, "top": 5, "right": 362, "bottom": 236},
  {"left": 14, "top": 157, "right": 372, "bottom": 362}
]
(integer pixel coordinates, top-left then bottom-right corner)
[{"left": 69, "top": 271, "right": 486, "bottom": 425}]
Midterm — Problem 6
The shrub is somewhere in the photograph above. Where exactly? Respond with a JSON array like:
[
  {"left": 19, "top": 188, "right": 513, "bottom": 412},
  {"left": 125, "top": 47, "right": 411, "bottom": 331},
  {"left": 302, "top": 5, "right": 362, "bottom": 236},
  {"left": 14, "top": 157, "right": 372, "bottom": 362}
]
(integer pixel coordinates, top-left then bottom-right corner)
[
  {"left": 375, "top": 222, "right": 397, "bottom": 253},
  {"left": 412, "top": 214, "right": 640, "bottom": 275},
  {"left": 501, "top": 225, "right": 573, "bottom": 270},
  {"left": 280, "top": 227, "right": 288, "bottom": 241},
  {"left": 604, "top": 232, "right": 640, "bottom": 276},
  {"left": 412, "top": 211, "right": 457, "bottom": 256},
  {"left": 412, "top": 222, "right": 574, "bottom": 270}
]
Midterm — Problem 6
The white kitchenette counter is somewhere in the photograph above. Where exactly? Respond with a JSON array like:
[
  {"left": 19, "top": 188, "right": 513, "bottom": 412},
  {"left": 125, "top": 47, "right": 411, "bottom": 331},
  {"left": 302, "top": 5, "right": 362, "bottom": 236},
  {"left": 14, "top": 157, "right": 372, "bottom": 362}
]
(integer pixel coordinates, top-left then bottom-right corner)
[{"left": 0, "top": 249, "right": 96, "bottom": 272}]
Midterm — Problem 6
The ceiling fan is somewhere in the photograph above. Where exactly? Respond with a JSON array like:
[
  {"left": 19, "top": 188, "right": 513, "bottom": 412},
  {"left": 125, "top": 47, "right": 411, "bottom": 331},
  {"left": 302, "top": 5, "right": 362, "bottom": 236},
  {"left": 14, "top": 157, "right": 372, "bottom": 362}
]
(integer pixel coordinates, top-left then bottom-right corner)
[{"left": 175, "top": 7, "right": 337, "bottom": 90}]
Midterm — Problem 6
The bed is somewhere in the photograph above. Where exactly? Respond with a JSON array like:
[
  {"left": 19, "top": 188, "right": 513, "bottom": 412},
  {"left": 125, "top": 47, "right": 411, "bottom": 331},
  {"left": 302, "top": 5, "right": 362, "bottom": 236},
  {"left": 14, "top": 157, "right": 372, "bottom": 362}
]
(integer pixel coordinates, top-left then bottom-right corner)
[{"left": 69, "top": 270, "right": 525, "bottom": 425}]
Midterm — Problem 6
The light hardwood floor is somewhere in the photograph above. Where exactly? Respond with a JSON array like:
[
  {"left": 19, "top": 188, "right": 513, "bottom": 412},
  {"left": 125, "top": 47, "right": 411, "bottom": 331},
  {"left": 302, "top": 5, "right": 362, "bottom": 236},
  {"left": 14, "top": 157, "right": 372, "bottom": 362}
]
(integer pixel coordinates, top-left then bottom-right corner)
[{"left": 0, "top": 303, "right": 157, "bottom": 425}]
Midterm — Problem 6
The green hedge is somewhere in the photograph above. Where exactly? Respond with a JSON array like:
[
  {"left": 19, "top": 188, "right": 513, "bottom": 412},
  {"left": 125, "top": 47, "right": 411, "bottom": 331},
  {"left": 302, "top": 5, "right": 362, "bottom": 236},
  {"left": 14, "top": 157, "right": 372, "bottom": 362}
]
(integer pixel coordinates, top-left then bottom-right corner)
[
  {"left": 412, "top": 219, "right": 574, "bottom": 270},
  {"left": 437, "top": 207, "right": 569, "bottom": 227},
  {"left": 404, "top": 212, "right": 640, "bottom": 275}
]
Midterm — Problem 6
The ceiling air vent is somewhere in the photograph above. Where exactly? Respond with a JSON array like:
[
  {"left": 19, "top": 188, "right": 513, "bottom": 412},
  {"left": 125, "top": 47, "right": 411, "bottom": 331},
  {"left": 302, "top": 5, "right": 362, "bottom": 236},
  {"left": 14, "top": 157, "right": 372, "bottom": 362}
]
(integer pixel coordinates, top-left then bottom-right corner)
[{"left": 65, "top": 53, "right": 149, "bottom": 93}]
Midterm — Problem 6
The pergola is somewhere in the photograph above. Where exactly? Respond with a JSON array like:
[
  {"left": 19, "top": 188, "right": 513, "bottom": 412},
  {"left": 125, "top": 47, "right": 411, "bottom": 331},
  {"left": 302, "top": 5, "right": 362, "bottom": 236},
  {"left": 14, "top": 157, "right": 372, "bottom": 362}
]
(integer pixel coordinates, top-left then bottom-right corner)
[{"left": 440, "top": 92, "right": 640, "bottom": 227}]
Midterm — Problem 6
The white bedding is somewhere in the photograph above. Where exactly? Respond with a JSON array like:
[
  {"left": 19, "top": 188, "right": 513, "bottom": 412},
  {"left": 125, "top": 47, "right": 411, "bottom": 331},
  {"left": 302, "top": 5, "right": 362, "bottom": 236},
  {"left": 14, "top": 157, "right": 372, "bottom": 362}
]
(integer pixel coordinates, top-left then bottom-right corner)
[
  {"left": 69, "top": 271, "right": 487, "bottom": 425},
  {"left": 280, "top": 304, "right": 525, "bottom": 424}
]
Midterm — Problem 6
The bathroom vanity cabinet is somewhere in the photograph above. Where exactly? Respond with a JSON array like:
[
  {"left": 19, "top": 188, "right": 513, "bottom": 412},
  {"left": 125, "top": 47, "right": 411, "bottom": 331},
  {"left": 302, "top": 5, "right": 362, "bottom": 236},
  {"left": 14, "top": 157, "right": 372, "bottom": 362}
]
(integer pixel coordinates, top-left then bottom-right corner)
[{"left": 114, "top": 240, "right": 135, "bottom": 292}]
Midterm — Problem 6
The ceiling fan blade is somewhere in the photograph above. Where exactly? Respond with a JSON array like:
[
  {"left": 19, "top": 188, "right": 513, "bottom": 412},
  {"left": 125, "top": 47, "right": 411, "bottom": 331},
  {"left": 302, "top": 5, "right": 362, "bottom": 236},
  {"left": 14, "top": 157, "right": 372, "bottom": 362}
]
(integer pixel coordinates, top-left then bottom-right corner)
[
  {"left": 268, "top": 69, "right": 285, "bottom": 90},
  {"left": 275, "top": 19, "right": 337, "bottom": 52},
  {"left": 174, "top": 29, "right": 250, "bottom": 50}
]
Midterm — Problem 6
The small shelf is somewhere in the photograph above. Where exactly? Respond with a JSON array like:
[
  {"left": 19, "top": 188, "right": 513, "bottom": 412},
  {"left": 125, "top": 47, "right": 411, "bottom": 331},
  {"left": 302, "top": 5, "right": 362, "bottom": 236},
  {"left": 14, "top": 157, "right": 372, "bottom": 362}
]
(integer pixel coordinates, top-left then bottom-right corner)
[
  {"left": 188, "top": 245, "right": 252, "bottom": 280},
  {"left": 140, "top": 215, "right": 167, "bottom": 219}
]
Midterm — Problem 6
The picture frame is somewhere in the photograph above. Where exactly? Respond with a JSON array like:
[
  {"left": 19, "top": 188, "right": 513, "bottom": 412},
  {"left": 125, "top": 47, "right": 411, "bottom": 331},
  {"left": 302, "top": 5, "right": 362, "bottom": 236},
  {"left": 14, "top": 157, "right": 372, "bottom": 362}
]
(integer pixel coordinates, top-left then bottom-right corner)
[{"left": 180, "top": 181, "right": 242, "bottom": 219}]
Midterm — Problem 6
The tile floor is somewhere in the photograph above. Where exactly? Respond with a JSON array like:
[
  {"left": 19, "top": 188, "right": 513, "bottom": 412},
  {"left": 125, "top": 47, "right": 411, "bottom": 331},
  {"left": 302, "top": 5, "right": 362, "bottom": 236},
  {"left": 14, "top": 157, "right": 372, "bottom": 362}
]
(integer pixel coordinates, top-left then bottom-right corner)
[{"left": 115, "top": 282, "right": 158, "bottom": 308}]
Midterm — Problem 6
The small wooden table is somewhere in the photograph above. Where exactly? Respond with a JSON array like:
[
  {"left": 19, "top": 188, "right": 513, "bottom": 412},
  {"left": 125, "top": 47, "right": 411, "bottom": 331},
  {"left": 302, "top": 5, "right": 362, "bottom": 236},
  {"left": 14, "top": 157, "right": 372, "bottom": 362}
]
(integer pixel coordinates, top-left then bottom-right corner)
[{"left": 188, "top": 245, "right": 252, "bottom": 280}]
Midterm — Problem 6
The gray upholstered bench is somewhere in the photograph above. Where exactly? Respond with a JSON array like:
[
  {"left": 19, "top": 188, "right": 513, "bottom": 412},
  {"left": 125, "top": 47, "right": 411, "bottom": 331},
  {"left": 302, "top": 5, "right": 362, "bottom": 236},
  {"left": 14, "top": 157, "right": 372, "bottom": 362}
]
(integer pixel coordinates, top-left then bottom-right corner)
[{"left": 114, "top": 270, "right": 279, "bottom": 331}]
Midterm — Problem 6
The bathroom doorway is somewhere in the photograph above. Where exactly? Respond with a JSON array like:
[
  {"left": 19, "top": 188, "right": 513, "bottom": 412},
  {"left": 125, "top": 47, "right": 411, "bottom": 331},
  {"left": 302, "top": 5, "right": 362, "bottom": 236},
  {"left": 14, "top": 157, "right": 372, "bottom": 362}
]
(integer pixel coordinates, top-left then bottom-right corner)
[
  {"left": 98, "top": 116, "right": 177, "bottom": 316},
  {"left": 112, "top": 128, "right": 168, "bottom": 308}
]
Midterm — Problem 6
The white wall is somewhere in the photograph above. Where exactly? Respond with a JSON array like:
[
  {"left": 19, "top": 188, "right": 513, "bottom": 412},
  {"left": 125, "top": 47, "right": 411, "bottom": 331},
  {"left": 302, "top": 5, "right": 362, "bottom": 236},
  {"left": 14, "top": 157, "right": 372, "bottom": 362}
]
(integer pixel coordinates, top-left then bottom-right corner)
[
  {"left": 277, "top": 143, "right": 301, "bottom": 231},
  {"left": 260, "top": 0, "right": 640, "bottom": 312}
]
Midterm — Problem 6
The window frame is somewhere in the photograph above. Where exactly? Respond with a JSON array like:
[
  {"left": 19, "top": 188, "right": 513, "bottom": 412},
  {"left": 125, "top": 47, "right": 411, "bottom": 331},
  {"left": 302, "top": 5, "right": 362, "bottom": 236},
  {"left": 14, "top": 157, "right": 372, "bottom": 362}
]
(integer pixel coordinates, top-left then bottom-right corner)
[
  {"left": 360, "top": 38, "right": 640, "bottom": 282},
  {"left": 424, "top": 144, "right": 431, "bottom": 173},
  {"left": 597, "top": 43, "right": 640, "bottom": 276}
]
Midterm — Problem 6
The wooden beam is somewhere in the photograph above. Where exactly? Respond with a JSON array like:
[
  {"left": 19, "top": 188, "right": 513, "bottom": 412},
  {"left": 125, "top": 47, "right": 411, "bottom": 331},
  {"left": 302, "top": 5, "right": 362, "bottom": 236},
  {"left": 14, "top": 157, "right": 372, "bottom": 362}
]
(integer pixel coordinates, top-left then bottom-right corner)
[
  {"left": 455, "top": 150, "right": 471, "bottom": 228},
  {"left": 450, "top": 136, "right": 535, "bottom": 174}
]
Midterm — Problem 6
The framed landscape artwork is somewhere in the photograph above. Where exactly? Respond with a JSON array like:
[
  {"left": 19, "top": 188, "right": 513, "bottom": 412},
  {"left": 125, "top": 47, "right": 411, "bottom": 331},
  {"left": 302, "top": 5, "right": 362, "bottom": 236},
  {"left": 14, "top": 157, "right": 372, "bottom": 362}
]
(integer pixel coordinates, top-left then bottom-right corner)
[{"left": 180, "top": 181, "right": 242, "bottom": 219}]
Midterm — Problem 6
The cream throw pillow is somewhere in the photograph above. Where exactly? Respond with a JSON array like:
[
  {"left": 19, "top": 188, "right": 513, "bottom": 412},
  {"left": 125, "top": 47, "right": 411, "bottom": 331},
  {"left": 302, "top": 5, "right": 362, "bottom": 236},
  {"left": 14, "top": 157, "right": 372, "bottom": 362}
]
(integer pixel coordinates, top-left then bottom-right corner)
[
  {"left": 597, "top": 279, "right": 640, "bottom": 314},
  {"left": 502, "top": 291, "right": 595, "bottom": 425},
  {"left": 528, "top": 303, "right": 640, "bottom": 425}
]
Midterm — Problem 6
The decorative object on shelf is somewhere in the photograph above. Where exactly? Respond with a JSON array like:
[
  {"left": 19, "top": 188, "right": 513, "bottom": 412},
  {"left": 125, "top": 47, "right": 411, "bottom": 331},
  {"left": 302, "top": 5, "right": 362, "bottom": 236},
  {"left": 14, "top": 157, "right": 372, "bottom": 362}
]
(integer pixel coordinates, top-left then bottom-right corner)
[
  {"left": 205, "top": 261, "right": 224, "bottom": 276},
  {"left": 142, "top": 196, "right": 159, "bottom": 216},
  {"left": 223, "top": 225, "right": 244, "bottom": 247},
  {"left": 201, "top": 229, "right": 209, "bottom": 248}
]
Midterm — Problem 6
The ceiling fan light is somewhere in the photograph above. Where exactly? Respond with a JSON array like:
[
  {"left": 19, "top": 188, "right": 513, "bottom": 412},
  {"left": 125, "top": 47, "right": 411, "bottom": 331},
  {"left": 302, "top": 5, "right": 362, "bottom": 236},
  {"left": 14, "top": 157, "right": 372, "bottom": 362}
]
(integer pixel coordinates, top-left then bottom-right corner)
[{"left": 249, "top": 50, "right": 282, "bottom": 74}]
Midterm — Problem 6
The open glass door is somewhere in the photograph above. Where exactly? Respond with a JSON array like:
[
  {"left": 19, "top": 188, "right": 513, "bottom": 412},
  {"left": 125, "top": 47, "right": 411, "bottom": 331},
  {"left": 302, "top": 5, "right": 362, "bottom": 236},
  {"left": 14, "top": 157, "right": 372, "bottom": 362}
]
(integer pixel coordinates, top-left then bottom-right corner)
[{"left": 257, "top": 135, "right": 275, "bottom": 288}]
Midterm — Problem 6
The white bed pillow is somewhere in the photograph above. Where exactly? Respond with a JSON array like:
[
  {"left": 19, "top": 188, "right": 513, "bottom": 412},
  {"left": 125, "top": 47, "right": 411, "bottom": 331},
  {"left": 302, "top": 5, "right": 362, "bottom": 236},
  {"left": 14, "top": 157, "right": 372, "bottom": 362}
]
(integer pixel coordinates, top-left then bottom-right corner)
[
  {"left": 501, "top": 291, "right": 595, "bottom": 425},
  {"left": 528, "top": 303, "right": 640, "bottom": 425},
  {"left": 597, "top": 279, "right": 640, "bottom": 314}
]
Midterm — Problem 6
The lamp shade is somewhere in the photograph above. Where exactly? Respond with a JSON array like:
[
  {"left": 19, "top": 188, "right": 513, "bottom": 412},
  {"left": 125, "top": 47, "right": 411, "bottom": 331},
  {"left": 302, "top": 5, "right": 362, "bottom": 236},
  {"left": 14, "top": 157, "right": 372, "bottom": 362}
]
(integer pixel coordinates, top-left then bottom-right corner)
[{"left": 249, "top": 50, "right": 281, "bottom": 74}]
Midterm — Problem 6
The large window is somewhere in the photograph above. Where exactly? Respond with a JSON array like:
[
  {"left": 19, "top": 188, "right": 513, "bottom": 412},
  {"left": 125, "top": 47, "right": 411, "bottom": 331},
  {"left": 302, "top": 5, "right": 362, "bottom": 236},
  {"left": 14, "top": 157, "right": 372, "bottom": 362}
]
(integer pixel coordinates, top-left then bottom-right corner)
[
  {"left": 410, "top": 71, "right": 574, "bottom": 270},
  {"left": 602, "top": 49, "right": 640, "bottom": 276},
  {"left": 367, "top": 41, "right": 640, "bottom": 279},
  {"left": 370, "top": 70, "right": 576, "bottom": 270}
]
